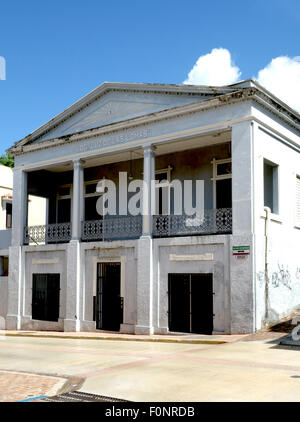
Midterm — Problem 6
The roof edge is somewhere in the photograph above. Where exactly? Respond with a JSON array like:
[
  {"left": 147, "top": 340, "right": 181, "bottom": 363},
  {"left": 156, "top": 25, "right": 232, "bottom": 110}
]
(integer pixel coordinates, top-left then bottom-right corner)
[{"left": 8, "top": 82, "right": 243, "bottom": 149}]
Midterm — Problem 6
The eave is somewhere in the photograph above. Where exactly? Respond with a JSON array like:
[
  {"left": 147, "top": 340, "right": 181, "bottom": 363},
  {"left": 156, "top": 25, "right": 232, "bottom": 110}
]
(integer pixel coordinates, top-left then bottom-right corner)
[
  {"left": 7, "top": 85, "right": 300, "bottom": 157},
  {"left": 8, "top": 82, "right": 238, "bottom": 151}
]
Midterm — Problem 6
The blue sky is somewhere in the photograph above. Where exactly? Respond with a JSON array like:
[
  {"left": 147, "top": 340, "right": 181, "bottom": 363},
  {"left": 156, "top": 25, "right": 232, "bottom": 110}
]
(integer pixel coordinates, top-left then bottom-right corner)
[{"left": 0, "top": 0, "right": 300, "bottom": 154}]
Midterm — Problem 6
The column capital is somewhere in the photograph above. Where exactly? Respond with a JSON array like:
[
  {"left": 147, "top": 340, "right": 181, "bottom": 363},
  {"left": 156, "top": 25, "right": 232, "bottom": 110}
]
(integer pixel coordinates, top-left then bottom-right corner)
[
  {"left": 73, "top": 158, "right": 84, "bottom": 168},
  {"left": 143, "top": 144, "right": 156, "bottom": 154}
]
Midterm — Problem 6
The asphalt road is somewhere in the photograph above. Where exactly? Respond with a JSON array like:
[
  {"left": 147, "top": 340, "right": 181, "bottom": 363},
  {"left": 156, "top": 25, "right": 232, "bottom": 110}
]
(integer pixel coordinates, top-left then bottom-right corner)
[{"left": 0, "top": 334, "right": 299, "bottom": 401}]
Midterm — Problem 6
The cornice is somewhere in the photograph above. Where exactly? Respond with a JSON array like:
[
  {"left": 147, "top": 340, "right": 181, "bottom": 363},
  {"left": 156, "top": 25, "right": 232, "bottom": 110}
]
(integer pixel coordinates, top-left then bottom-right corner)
[
  {"left": 9, "top": 82, "right": 236, "bottom": 150},
  {"left": 8, "top": 88, "right": 253, "bottom": 156},
  {"left": 8, "top": 87, "right": 300, "bottom": 157}
]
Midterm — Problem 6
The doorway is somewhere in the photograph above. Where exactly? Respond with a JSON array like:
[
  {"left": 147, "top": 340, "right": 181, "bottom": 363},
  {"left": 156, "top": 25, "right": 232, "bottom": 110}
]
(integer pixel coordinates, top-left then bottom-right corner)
[
  {"left": 32, "top": 274, "right": 60, "bottom": 322},
  {"left": 95, "top": 262, "right": 123, "bottom": 331},
  {"left": 168, "top": 273, "right": 213, "bottom": 334}
]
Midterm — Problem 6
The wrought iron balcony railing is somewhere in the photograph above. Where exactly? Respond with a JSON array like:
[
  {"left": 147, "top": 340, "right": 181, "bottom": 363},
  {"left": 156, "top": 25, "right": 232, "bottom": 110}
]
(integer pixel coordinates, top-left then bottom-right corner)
[
  {"left": 23, "top": 209, "right": 232, "bottom": 245},
  {"left": 152, "top": 208, "right": 232, "bottom": 238},
  {"left": 24, "top": 222, "right": 72, "bottom": 245},
  {"left": 82, "top": 215, "right": 143, "bottom": 242}
]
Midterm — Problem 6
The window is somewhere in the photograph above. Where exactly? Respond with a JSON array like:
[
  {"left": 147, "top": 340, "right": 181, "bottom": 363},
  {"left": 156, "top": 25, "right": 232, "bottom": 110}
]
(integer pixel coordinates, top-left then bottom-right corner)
[
  {"left": 217, "top": 161, "right": 232, "bottom": 176},
  {"left": 5, "top": 202, "right": 12, "bottom": 229},
  {"left": 211, "top": 158, "right": 232, "bottom": 209},
  {"left": 296, "top": 175, "right": 300, "bottom": 225},
  {"left": 84, "top": 180, "right": 103, "bottom": 220},
  {"left": 57, "top": 186, "right": 71, "bottom": 197},
  {"left": 155, "top": 167, "right": 172, "bottom": 215},
  {"left": 85, "top": 183, "right": 98, "bottom": 195},
  {"left": 264, "top": 160, "right": 279, "bottom": 214},
  {"left": 56, "top": 185, "right": 71, "bottom": 223}
]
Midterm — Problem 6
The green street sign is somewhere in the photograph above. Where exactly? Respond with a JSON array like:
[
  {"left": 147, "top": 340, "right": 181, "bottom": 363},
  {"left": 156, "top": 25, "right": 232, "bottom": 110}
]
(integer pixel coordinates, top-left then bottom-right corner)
[{"left": 232, "top": 246, "right": 250, "bottom": 255}]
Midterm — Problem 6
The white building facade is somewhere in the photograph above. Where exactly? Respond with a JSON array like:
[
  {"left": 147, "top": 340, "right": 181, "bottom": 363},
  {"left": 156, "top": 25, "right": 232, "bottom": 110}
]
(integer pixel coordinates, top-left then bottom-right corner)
[
  {"left": 4, "top": 80, "right": 300, "bottom": 334},
  {"left": 0, "top": 165, "right": 46, "bottom": 326}
]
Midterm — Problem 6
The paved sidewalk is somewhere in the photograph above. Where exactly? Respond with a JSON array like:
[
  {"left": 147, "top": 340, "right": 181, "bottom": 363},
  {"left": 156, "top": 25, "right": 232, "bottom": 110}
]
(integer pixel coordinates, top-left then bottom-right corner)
[
  {"left": 0, "top": 330, "right": 246, "bottom": 344},
  {"left": 0, "top": 335, "right": 299, "bottom": 401},
  {"left": 0, "top": 370, "right": 66, "bottom": 402}
]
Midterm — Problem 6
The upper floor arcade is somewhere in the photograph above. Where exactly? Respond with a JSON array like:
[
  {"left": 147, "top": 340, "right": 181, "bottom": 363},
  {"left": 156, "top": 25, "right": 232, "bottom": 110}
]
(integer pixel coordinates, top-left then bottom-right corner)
[{"left": 19, "top": 134, "right": 234, "bottom": 246}]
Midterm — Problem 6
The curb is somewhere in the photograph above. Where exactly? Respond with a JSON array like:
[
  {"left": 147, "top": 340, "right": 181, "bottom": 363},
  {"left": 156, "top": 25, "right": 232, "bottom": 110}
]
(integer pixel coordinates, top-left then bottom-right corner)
[{"left": 4, "top": 333, "right": 227, "bottom": 345}]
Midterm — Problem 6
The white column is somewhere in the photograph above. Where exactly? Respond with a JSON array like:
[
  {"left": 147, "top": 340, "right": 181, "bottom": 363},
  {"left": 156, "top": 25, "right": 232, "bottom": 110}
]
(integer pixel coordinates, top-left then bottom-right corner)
[
  {"left": 135, "top": 145, "right": 155, "bottom": 335},
  {"left": 230, "top": 121, "right": 254, "bottom": 333},
  {"left": 64, "top": 159, "right": 84, "bottom": 331},
  {"left": 7, "top": 169, "right": 28, "bottom": 330},
  {"left": 231, "top": 122, "right": 253, "bottom": 235},
  {"left": 135, "top": 236, "right": 154, "bottom": 334},
  {"left": 142, "top": 145, "right": 155, "bottom": 237},
  {"left": 71, "top": 158, "right": 84, "bottom": 241},
  {"left": 11, "top": 169, "right": 28, "bottom": 246}
]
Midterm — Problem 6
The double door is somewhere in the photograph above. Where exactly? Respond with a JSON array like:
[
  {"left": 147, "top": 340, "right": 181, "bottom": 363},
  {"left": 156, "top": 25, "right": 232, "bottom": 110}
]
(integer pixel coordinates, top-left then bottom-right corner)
[{"left": 168, "top": 273, "right": 213, "bottom": 334}]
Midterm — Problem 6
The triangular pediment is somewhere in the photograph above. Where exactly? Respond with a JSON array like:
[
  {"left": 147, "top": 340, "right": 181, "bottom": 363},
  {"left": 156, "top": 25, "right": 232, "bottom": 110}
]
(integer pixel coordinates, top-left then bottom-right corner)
[
  {"left": 31, "top": 85, "right": 219, "bottom": 143},
  {"left": 11, "top": 82, "right": 249, "bottom": 149},
  {"left": 9, "top": 80, "right": 300, "bottom": 154},
  {"left": 43, "top": 96, "right": 175, "bottom": 140}
]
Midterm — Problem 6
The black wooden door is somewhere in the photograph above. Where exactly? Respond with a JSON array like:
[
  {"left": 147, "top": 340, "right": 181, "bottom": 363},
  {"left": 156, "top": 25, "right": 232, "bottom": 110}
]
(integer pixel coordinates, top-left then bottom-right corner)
[
  {"left": 32, "top": 274, "right": 60, "bottom": 322},
  {"left": 96, "top": 263, "right": 122, "bottom": 331},
  {"left": 168, "top": 273, "right": 213, "bottom": 334},
  {"left": 168, "top": 274, "right": 190, "bottom": 333},
  {"left": 191, "top": 274, "right": 213, "bottom": 334}
]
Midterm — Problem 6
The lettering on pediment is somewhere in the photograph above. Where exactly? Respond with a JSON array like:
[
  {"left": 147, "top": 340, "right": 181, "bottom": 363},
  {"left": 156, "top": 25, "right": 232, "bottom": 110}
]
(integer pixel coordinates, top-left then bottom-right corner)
[{"left": 78, "top": 127, "right": 153, "bottom": 153}]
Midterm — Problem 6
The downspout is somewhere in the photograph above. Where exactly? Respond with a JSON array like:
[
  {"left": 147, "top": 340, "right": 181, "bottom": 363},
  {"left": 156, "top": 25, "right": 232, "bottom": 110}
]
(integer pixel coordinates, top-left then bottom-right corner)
[{"left": 264, "top": 206, "right": 271, "bottom": 322}]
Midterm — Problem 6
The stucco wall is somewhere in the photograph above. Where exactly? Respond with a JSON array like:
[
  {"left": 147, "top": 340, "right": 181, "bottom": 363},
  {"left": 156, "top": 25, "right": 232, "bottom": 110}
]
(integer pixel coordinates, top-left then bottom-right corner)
[
  {"left": 21, "top": 246, "right": 67, "bottom": 330},
  {"left": 12, "top": 233, "right": 246, "bottom": 334},
  {"left": 252, "top": 110, "right": 300, "bottom": 329},
  {"left": 153, "top": 235, "right": 231, "bottom": 334},
  {"left": 0, "top": 231, "right": 11, "bottom": 250},
  {"left": 82, "top": 242, "right": 137, "bottom": 332},
  {"left": 28, "top": 195, "right": 47, "bottom": 227},
  {"left": 0, "top": 277, "right": 8, "bottom": 327}
]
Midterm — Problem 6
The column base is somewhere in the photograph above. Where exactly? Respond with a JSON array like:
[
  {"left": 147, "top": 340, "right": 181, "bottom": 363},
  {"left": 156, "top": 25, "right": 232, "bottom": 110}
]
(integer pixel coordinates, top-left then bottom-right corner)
[
  {"left": 63, "top": 319, "right": 80, "bottom": 332},
  {"left": 6, "top": 315, "right": 20, "bottom": 330},
  {"left": 134, "top": 325, "right": 154, "bottom": 335},
  {"left": 80, "top": 320, "right": 96, "bottom": 332},
  {"left": 120, "top": 323, "right": 135, "bottom": 334},
  {"left": 20, "top": 316, "right": 63, "bottom": 331},
  {"left": 0, "top": 316, "right": 5, "bottom": 330}
]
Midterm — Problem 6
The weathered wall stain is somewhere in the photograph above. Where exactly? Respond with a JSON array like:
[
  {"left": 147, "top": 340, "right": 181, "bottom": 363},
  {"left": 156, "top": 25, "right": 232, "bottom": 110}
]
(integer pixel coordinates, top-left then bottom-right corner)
[
  {"left": 271, "top": 264, "right": 292, "bottom": 290},
  {"left": 256, "top": 265, "right": 300, "bottom": 290}
]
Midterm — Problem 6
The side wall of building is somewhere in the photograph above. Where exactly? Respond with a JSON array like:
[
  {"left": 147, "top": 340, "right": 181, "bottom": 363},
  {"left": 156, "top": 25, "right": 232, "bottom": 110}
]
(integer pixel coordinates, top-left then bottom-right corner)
[
  {"left": 252, "top": 106, "right": 300, "bottom": 329},
  {"left": 0, "top": 277, "right": 8, "bottom": 328}
]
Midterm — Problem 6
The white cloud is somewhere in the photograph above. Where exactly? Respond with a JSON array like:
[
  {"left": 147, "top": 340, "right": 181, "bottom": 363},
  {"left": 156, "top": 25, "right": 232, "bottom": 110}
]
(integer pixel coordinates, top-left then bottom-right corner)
[
  {"left": 256, "top": 56, "right": 300, "bottom": 112},
  {"left": 183, "top": 48, "right": 241, "bottom": 86}
]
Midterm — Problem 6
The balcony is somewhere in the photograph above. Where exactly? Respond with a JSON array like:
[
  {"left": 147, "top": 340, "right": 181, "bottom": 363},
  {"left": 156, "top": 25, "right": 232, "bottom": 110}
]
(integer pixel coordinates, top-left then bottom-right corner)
[
  {"left": 82, "top": 215, "right": 143, "bottom": 242},
  {"left": 153, "top": 208, "right": 232, "bottom": 238},
  {"left": 23, "top": 208, "right": 232, "bottom": 245},
  {"left": 24, "top": 222, "right": 72, "bottom": 245}
]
